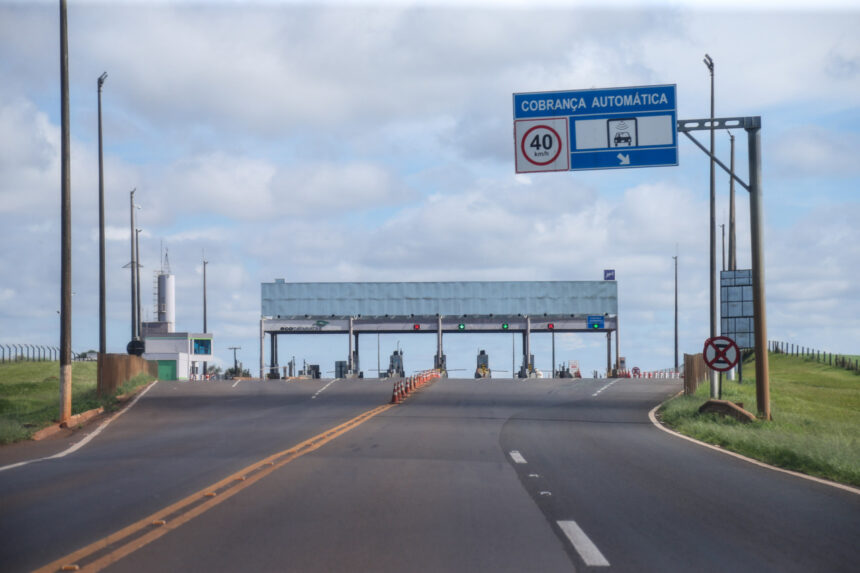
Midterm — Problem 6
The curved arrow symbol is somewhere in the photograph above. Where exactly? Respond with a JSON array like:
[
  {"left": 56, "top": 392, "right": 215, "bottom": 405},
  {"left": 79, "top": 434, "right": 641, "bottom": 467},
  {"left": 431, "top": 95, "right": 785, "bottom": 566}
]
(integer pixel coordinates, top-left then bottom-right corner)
[{"left": 617, "top": 153, "right": 630, "bottom": 165}]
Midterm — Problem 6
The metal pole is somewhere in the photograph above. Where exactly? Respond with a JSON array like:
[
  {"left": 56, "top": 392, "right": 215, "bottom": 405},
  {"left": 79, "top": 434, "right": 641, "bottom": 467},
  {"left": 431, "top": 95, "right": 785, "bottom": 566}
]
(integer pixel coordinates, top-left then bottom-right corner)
[
  {"left": 129, "top": 189, "right": 137, "bottom": 341},
  {"left": 747, "top": 118, "right": 770, "bottom": 419},
  {"left": 202, "top": 257, "right": 208, "bottom": 376},
  {"left": 377, "top": 332, "right": 380, "bottom": 376},
  {"left": 59, "top": 0, "right": 72, "bottom": 423},
  {"left": 606, "top": 331, "right": 612, "bottom": 377},
  {"left": 97, "top": 72, "right": 107, "bottom": 356},
  {"left": 348, "top": 316, "right": 354, "bottom": 373},
  {"left": 551, "top": 330, "right": 555, "bottom": 378},
  {"left": 436, "top": 315, "right": 443, "bottom": 370},
  {"left": 524, "top": 316, "right": 531, "bottom": 376},
  {"left": 704, "top": 53, "right": 719, "bottom": 398},
  {"left": 135, "top": 228, "right": 142, "bottom": 339},
  {"left": 511, "top": 332, "right": 514, "bottom": 379},
  {"left": 674, "top": 254, "right": 679, "bottom": 372},
  {"left": 259, "top": 319, "right": 264, "bottom": 379},
  {"left": 728, "top": 131, "right": 737, "bottom": 271},
  {"left": 720, "top": 223, "right": 726, "bottom": 271}
]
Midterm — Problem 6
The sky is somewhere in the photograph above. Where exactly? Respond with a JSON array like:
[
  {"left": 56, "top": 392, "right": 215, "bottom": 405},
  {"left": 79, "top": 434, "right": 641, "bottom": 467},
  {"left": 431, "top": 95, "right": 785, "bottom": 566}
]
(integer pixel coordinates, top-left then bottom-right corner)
[{"left": 1, "top": 0, "right": 858, "bottom": 377}]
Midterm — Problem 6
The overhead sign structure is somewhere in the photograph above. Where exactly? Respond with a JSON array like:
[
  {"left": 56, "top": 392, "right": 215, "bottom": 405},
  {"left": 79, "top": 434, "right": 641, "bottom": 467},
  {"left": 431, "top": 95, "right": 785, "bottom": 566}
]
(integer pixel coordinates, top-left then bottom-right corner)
[
  {"left": 587, "top": 315, "right": 605, "bottom": 329},
  {"left": 703, "top": 336, "right": 740, "bottom": 372},
  {"left": 513, "top": 84, "right": 677, "bottom": 172}
]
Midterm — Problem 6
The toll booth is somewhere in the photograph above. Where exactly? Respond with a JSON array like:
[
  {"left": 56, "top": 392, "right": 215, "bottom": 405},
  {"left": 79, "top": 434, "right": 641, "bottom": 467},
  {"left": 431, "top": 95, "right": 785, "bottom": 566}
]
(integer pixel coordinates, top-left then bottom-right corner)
[
  {"left": 385, "top": 349, "right": 405, "bottom": 379},
  {"left": 475, "top": 350, "right": 491, "bottom": 378}
]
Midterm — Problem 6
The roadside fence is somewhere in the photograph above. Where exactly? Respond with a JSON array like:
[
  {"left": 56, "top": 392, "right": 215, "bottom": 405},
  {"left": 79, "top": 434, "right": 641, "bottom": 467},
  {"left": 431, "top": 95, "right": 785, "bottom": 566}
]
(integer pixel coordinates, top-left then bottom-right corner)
[
  {"left": 0, "top": 344, "right": 62, "bottom": 363},
  {"left": 769, "top": 340, "right": 859, "bottom": 374}
]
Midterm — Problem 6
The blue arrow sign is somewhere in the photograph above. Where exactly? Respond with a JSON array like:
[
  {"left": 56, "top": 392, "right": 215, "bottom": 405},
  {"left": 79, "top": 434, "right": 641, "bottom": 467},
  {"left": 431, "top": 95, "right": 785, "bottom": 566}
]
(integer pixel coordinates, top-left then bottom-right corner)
[{"left": 514, "top": 84, "right": 677, "bottom": 172}]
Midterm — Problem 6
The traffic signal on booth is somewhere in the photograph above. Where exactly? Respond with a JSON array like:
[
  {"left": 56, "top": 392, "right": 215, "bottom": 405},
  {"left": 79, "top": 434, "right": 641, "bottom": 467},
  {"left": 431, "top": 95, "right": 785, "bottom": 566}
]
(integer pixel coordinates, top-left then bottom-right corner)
[
  {"left": 413, "top": 324, "right": 420, "bottom": 330},
  {"left": 502, "top": 322, "right": 509, "bottom": 330},
  {"left": 547, "top": 323, "right": 554, "bottom": 330},
  {"left": 458, "top": 323, "right": 466, "bottom": 330}
]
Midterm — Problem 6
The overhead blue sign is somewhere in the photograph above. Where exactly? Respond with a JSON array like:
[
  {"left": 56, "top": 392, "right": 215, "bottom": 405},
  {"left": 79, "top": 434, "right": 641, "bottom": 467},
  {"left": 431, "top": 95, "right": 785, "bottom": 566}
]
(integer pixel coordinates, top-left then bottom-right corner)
[
  {"left": 587, "top": 315, "right": 605, "bottom": 329},
  {"left": 604, "top": 269, "right": 615, "bottom": 281},
  {"left": 513, "top": 84, "right": 677, "bottom": 172}
]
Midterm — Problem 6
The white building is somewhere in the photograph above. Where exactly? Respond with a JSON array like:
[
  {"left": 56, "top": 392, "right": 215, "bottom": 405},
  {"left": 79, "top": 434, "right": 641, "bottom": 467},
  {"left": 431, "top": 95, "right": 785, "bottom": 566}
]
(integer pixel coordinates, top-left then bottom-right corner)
[{"left": 144, "top": 332, "right": 213, "bottom": 381}]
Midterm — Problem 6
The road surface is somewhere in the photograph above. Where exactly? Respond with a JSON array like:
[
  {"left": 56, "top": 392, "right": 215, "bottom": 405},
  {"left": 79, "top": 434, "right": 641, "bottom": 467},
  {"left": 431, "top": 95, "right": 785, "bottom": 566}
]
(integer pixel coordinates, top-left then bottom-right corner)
[{"left": 1, "top": 376, "right": 857, "bottom": 572}]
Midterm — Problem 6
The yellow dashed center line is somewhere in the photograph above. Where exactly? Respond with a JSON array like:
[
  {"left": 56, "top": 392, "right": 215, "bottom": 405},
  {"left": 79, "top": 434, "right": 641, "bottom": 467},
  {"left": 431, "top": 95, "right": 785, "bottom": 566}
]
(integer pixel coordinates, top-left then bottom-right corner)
[{"left": 34, "top": 403, "right": 394, "bottom": 573}]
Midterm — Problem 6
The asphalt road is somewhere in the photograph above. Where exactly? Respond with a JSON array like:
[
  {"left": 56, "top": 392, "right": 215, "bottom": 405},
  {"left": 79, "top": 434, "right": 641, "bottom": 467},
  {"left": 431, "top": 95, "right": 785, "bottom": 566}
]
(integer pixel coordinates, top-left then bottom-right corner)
[{"left": 1, "top": 376, "right": 857, "bottom": 572}]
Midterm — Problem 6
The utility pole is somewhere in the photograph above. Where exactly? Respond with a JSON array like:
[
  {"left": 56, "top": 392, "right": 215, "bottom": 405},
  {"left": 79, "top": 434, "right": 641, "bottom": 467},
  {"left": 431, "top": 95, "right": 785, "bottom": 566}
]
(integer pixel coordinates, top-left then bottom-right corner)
[
  {"left": 97, "top": 72, "right": 107, "bottom": 356},
  {"left": 720, "top": 223, "right": 726, "bottom": 271},
  {"left": 59, "top": 0, "right": 72, "bottom": 423},
  {"left": 228, "top": 346, "right": 241, "bottom": 375},
  {"left": 704, "top": 53, "right": 719, "bottom": 399}
]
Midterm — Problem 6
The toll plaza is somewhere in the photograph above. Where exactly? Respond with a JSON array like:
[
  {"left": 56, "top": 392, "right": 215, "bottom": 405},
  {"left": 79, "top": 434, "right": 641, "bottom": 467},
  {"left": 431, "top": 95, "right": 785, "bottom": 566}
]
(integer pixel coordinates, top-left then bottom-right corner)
[{"left": 259, "top": 280, "right": 620, "bottom": 379}]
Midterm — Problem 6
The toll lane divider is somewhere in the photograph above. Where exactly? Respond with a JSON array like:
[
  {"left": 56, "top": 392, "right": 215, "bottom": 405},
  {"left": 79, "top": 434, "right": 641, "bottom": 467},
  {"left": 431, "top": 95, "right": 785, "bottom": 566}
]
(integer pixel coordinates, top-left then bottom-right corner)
[
  {"left": 33, "top": 403, "right": 394, "bottom": 573},
  {"left": 390, "top": 369, "right": 441, "bottom": 404}
]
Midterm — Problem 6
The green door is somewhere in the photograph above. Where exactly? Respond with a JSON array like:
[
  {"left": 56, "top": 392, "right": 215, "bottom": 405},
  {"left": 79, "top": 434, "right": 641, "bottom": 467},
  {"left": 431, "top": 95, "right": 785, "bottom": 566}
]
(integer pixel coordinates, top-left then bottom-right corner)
[{"left": 158, "top": 360, "right": 177, "bottom": 381}]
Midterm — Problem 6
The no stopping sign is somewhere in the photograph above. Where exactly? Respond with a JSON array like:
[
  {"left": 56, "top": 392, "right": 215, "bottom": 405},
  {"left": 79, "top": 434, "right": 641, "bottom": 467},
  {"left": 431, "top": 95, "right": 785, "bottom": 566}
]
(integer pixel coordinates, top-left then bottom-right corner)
[{"left": 703, "top": 336, "right": 740, "bottom": 372}]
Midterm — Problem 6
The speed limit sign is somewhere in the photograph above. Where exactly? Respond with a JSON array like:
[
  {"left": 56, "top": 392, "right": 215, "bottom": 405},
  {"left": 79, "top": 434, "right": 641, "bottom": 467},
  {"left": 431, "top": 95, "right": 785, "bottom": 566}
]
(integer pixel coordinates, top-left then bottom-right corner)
[{"left": 515, "top": 118, "right": 569, "bottom": 173}]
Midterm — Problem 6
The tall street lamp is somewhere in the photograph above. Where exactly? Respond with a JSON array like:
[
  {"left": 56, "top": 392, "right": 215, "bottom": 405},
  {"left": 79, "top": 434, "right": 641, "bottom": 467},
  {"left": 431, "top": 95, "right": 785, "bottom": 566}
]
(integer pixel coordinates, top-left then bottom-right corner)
[
  {"left": 728, "top": 130, "right": 737, "bottom": 271},
  {"left": 703, "top": 53, "right": 718, "bottom": 398},
  {"left": 202, "top": 255, "right": 208, "bottom": 377},
  {"left": 674, "top": 254, "right": 679, "bottom": 373},
  {"left": 98, "top": 72, "right": 107, "bottom": 356},
  {"left": 135, "top": 227, "right": 143, "bottom": 339}
]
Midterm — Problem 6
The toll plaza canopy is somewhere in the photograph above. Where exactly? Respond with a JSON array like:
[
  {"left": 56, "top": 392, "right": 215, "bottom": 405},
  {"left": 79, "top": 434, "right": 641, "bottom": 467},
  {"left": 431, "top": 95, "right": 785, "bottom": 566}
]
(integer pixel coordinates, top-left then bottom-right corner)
[
  {"left": 259, "top": 280, "right": 621, "bottom": 378},
  {"left": 262, "top": 279, "right": 617, "bottom": 320}
]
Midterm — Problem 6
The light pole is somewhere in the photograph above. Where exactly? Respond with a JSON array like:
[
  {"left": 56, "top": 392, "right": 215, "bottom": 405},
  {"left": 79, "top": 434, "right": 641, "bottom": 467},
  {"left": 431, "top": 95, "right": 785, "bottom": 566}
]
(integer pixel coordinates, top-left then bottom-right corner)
[
  {"left": 202, "top": 256, "right": 208, "bottom": 377},
  {"left": 728, "top": 131, "right": 737, "bottom": 271},
  {"left": 704, "top": 53, "right": 718, "bottom": 398},
  {"left": 720, "top": 223, "right": 726, "bottom": 271},
  {"left": 135, "top": 227, "right": 142, "bottom": 339},
  {"left": 128, "top": 188, "right": 138, "bottom": 342},
  {"left": 674, "top": 254, "right": 679, "bottom": 373},
  {"left": 98, "top": 71, "right": 107, "bottom": 357}
]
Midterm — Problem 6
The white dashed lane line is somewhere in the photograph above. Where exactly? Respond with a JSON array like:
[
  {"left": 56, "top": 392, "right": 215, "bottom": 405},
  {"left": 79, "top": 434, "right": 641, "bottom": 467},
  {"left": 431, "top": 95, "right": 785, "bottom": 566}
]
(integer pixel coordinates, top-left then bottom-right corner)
[
  {"left": 311, "top": 378, "right": 340, "bottom": 399},
  {"left": 557, "top": 520, "right": 610, "bottom": 567},
  {"left": 592, "top": 379, "right": 618, "bottom": 397},
  {"left": 509, "top": 450, "right": 528, "bottom": 464}
]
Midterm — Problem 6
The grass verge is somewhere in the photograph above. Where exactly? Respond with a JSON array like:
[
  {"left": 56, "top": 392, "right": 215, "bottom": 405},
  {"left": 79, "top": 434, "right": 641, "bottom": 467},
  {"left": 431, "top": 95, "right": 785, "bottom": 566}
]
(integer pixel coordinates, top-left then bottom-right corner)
[
  {"left": 0, "top": 361, "right": 155, "bottom": 445},
  {"left": 659, "top": 352, "right": 860, "bottom": 487}
]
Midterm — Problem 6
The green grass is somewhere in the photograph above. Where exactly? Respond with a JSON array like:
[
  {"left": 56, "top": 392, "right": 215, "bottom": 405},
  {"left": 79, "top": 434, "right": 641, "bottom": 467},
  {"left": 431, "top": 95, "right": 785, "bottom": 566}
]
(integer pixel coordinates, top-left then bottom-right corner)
[
  {"left": 660, "top": 352, "right": 860, "bottom": 486},
  {"left": 0, "top": 361, "right": 154, "bottom": 444}
]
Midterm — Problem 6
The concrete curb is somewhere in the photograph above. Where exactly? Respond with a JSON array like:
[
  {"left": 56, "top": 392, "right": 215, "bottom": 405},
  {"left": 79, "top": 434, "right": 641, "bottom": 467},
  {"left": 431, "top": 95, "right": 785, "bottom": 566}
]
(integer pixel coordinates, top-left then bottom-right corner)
[
  {"left": 31, "top": 407, "right": 104, "bottom": 441},
  {"left": 648, "top": 399, "right": 860, "bottom": 496}
]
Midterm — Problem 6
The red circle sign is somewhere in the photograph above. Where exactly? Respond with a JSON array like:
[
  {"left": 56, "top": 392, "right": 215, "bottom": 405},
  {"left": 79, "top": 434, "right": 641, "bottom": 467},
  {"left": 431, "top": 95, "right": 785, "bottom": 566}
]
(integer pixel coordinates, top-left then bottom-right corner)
[
  {"left": 521, "top": 125, "right": 563, "bottom": 166},
  {"left": 703, "top": 336, "right": 740, "bottom": 372}
]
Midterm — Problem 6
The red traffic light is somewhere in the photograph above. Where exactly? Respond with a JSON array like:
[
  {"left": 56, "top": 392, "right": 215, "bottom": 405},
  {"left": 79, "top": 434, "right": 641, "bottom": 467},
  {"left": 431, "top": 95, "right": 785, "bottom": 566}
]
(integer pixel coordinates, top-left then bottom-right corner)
[
  {"left": 547, "top": 323, "right": 554, "bottom": 329},
  {"left": 413, "top": 324, "right": 420, "bottom": 330}
]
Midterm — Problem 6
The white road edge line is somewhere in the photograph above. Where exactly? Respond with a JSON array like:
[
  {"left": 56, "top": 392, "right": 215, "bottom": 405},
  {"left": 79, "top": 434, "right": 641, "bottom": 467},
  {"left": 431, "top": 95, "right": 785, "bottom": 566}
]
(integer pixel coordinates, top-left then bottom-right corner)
[
  {"left": 0, "top": 380, "right": 160, "bottom": 473},
  {"left": 592, "top": 379, "right": 617, "bottom": 397},
  {"left": 311, "top": 378, "right": 340, "bottom": 399},
  {"left": 647, "top": 401, "right": 860, "bottom": 496},
  {"left": 509, "top": 450, "right": 527, "bottom": 464},
  {"left": 231, "top": 379, "right": 241, "bottom": 388},
  {"left": 557, "top": 520, "right": 610, "bottom": 567}
]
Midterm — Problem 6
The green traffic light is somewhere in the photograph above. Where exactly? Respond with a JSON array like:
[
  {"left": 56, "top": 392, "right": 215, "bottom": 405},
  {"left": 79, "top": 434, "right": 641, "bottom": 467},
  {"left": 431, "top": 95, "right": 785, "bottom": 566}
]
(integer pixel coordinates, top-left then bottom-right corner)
[
  {"left": 502, "top": 323, "right": 509, "bottom": 330},
  {"left": 458, "top": 323, "right": 465, "bottom": 330}
]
